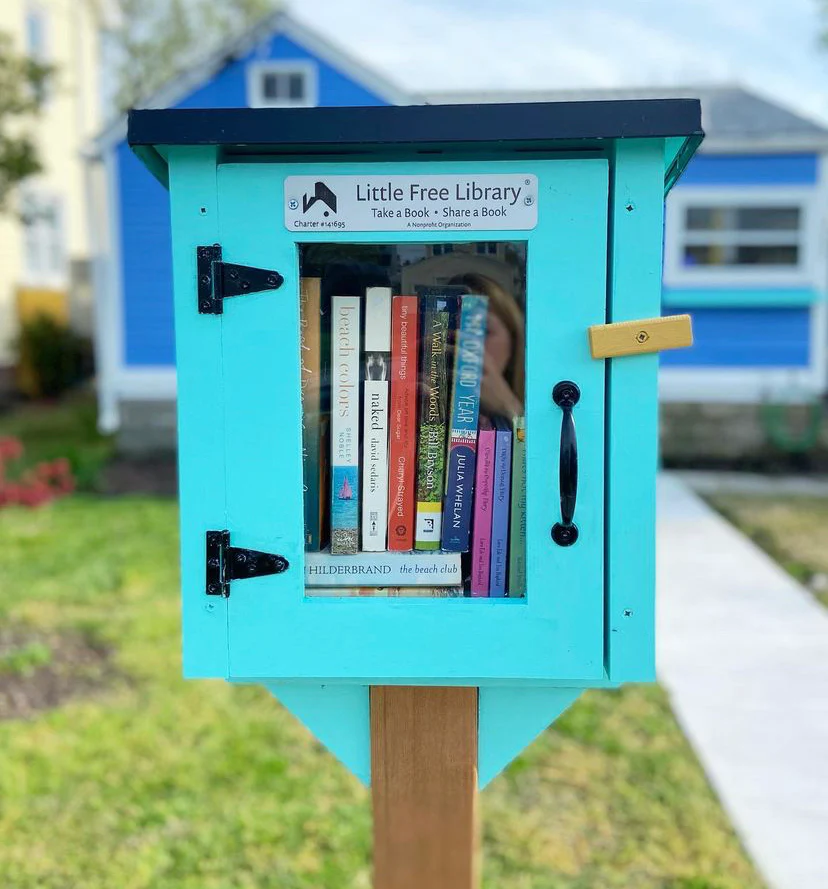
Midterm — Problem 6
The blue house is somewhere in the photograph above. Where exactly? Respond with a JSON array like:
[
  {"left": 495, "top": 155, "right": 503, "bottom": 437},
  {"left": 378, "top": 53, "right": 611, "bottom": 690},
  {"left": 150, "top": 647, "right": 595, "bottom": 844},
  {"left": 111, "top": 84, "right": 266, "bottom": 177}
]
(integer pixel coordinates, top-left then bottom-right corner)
[
  {"left": 90, "top": 12, "right": 828, "bottom": 459},
  {"left": 88, "top": 10, "right": 409, "bottom": 448}
]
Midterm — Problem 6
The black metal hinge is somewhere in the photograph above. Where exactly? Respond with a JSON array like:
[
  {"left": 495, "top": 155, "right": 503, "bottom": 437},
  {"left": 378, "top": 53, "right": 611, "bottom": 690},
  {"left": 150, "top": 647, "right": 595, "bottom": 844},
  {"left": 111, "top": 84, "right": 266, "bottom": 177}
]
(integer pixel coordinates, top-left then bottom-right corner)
[
  {"left": 205, "top": 530, "right": 289, "bottom": 597},
  {"left": 197, "top": 245, "right": 284, "bottom": 315}
]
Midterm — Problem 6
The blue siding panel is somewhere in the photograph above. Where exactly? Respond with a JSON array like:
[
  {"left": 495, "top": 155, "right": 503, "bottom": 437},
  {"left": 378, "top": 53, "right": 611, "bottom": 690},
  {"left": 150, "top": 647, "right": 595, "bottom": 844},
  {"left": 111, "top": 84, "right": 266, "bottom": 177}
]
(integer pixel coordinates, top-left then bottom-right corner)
[
  {"left": 661, "top": 307, "right": 811, "bottom": 367},
  {"left": 676, "top": 153, "right": 818, "bottom": 186},
  {"left": 120, "top": 30, "right": 389, "bottom": 368},
  {"left": 118, "top": 141, "right": 176, "bottom": 366}
]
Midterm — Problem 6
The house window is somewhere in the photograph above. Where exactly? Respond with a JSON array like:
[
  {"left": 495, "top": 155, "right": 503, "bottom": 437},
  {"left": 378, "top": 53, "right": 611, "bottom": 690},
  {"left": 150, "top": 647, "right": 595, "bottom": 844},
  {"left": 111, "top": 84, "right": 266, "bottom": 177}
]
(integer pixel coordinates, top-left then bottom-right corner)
[
  {"left": 666, "top": 190, "right": 812, "bottom": 285},
  {"left": 247, "top": 62, "right": 317, "bottom": 108},
  {"left": 682, "top": 205, "right": 802, "bottom": 268},
  {"left": 20, "top": 192, "right": 66, "bottom": 285}
]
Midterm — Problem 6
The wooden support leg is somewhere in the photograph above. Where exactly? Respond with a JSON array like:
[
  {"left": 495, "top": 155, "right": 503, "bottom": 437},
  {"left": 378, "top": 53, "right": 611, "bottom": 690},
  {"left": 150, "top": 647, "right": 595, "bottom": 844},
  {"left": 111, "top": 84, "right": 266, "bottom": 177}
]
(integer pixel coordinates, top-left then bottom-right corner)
[{"left": 371, "top": 686, "right": 480, "bottom": 889}]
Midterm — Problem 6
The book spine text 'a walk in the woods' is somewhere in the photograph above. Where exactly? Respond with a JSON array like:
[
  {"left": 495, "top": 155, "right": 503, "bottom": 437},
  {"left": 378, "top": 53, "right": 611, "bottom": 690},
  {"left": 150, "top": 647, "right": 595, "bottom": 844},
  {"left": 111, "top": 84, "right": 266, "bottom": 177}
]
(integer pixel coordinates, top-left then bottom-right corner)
[
  {"left": 330, "top": 295, "right": 361, "bottom": 554},
  {"left": 414, "top": 296, "right": 456, "bottom": 551},
  {"left": 388, "top": 295, "right": 419, "bottom": 551},
  {"left": 441, "top": 295, "right": 487, "bottom": 552},
  {"left": 362, "top": 287, "right": 392, "bottom": 552}
]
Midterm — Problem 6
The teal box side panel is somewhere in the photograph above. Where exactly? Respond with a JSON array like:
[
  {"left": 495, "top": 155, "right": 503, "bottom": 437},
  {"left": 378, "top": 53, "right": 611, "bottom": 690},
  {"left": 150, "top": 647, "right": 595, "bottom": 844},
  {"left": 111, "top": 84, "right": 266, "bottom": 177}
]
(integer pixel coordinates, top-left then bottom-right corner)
[
  {"left": 605, "top": 140, "right": 666, "bottom": 683},
  {"left": 218, "top": 158, "right": 608, "bottom": 684},
  {"left": 167, "top": 147, "right": 229, "bottom": 678}
]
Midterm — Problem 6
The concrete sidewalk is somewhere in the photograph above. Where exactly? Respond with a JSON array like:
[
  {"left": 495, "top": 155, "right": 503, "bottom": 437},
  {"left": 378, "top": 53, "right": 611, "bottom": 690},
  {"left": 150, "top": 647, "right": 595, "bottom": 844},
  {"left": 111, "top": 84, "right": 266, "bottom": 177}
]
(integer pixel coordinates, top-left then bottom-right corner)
[{"left": 657, "top": 475, "right": 828, "bottom": 889}]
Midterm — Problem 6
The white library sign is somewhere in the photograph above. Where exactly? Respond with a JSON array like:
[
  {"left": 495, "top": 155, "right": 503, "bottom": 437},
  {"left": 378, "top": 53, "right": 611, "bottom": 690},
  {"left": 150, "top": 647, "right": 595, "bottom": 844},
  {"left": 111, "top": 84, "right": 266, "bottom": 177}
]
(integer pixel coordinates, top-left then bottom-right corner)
[{"left": 284, "top": 174, "right": 538, "bottom": 232}]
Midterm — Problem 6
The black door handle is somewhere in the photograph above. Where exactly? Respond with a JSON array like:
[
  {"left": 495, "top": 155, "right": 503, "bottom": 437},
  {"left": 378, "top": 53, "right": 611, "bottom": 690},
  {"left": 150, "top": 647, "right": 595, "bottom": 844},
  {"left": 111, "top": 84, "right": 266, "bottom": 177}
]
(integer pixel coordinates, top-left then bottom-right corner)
[{"left": 551, "top": 381, "right": 580, "bottom": 546}]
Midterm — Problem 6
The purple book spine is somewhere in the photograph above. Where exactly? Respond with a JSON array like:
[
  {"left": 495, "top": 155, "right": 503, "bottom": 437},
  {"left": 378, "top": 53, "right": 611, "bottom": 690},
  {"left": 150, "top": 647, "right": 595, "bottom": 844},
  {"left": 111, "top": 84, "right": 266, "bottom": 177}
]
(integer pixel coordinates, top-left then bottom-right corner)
[
  {"left": 489, "top": 418, "right": 513, "bottom": 597},
  {"left": 470, "top": 420, "right": 495, "bottom": 597}
]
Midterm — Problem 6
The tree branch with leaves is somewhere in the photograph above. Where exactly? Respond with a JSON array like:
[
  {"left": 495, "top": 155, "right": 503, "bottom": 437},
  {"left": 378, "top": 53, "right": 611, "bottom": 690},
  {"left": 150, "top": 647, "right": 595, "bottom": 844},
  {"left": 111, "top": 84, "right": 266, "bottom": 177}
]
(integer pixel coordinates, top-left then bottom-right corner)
[{"left": 0, "top": 31, "right": 52, "bottom": 211}]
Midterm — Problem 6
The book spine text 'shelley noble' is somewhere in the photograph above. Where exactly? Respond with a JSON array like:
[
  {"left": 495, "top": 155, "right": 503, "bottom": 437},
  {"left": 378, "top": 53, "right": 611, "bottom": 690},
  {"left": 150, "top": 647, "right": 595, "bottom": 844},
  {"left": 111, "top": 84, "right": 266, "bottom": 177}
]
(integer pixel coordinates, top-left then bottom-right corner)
[
  {"left": 441, "top": 295, "right": 487, "bottom": 552},
  {"left": 330, "top": 296, "right": 361, "bottom": 554},
  {"left": 299, "top": 277, "right": 327, "bottom": 551},
  {"left": 305, "top": 550, "right": 462, "bottom": 587},
  {"left": 489, "top": 416, "right": 513, "bottom": 596},
  {"left": 361, "top": 287, "right": 392, "bottom": 551},
  {"left": 508, "top": 416, "right": 526, "bottom": 596},
  {"left": 414, "top": 296, "right": 456, "bottom": 551},
  {"left": 388, "top": 295, "right": 419, "bottom": 550},
  {"left": 471, "top": 417, "right": 496, "bottom": 596}
]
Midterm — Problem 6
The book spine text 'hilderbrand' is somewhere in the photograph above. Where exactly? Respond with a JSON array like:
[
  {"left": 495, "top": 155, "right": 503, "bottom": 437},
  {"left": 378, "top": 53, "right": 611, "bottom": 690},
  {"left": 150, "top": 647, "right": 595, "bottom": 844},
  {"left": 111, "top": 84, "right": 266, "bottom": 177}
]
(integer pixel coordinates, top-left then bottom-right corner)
[
  {"left": 304, "top": 550, "right": 462, "bottom": 586},
  {"left": 415, "top": 296, "right": 456, "bottom": 551},
  {"left": 489, "top": 416, "right": 513, "bottom": 596},
  {"left": 362, "top": 287, "right": 392, "bottom": 552},
  {"left": 470, "top": 418, "right": 496, "bottom": 596},
  {"left": 388, "top": 295, "right": 419, "bottom": 551},
  {"left": 330, "top": 296, "right": 361, "bottom": 554},
  {"left": 508, "top": 416, "right": 526, "bottom": 596},
  {"left": 441, "top": 295, "right": 488, "bottom": 552}
]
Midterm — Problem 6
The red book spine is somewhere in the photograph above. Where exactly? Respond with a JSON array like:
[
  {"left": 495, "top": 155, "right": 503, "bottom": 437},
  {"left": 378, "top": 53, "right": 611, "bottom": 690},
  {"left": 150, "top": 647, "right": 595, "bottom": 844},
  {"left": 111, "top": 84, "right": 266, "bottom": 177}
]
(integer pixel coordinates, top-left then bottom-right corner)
[{"left": 387, "top": 295, "right": 419, "bottom": 551}]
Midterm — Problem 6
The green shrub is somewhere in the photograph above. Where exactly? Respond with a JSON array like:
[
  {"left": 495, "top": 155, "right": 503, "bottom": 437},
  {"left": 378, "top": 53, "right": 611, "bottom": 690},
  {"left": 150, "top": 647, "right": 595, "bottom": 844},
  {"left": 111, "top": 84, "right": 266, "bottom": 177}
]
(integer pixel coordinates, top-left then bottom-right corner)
[{"left": 15, "top": 313, "right": 93, "bottom": 398}]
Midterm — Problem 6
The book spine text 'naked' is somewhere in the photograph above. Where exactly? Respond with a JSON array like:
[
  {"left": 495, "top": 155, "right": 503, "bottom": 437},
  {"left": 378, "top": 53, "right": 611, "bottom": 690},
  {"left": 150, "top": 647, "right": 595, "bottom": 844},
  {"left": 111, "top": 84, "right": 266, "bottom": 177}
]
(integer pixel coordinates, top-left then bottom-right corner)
[
  {"left": 489, "top": 416, "right": 513, "bottom": 596},
  {"left": 362, "top": 287, "right": 392, "bottom": 551},
  {"left": 471, "top": 418, "right": 496, "bottom": 596}
]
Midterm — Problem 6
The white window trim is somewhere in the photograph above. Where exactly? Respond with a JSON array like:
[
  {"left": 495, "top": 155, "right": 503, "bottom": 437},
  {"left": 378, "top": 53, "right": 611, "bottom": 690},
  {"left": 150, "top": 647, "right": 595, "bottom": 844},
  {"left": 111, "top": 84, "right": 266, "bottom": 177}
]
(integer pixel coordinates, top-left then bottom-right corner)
[
  {"left": 19, "top": 188, "right": 68, "bottom": 289},
  {"left": 246, "top": 60, "right": 318, "bottom": 109},
  {"left": 664, "top": 186, "right": 820, "bottom": 288}
]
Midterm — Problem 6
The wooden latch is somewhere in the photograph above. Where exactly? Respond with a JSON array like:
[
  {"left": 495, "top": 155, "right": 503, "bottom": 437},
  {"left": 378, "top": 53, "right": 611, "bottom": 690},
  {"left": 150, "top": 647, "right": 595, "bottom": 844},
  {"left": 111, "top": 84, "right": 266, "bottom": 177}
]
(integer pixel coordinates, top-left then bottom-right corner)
[{"left": 588, "top": 314, "right": 693, "bottom": 359}]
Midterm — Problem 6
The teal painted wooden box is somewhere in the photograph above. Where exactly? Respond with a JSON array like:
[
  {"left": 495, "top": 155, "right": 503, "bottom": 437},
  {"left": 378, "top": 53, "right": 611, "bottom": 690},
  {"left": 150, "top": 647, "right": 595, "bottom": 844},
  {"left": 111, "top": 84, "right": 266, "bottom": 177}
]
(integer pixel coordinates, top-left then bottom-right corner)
[{"left": 129, "top": 101, "right": 702, "bottom": 785}]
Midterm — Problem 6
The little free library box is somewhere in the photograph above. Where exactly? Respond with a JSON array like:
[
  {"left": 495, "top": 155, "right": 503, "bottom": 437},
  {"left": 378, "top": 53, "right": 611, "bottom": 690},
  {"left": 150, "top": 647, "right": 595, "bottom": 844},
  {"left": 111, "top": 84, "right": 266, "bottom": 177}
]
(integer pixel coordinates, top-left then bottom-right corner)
[{"left": 128, "top": 100, "right": 702, "bottom": 790}]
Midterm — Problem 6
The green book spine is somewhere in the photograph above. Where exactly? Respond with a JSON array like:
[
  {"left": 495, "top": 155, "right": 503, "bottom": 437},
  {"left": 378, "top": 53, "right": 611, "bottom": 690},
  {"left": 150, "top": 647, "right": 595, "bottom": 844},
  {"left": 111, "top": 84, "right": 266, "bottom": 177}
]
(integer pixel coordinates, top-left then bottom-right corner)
[
  {"left": 414, "top": 296, "right": 454, "bottom": 551},
  {"left": 508, "top": 416, "right": 526, "bottom": 596},
  {"left": 299, "top": 277, "right": 325, "bottom": 550}
]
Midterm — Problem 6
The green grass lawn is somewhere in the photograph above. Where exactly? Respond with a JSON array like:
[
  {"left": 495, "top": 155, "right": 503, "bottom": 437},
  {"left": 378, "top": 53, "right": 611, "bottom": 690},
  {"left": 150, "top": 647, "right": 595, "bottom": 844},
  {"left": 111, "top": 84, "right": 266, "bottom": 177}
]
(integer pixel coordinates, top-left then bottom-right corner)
[
  {"left": 0, "top": 497, "right": 764, "bottom": 889},
  {"left": 0, "top": 398, "right": 764, "bottom": 888},
  {"left": 709, "top": 494, "right": 828, "bottom": 608}
]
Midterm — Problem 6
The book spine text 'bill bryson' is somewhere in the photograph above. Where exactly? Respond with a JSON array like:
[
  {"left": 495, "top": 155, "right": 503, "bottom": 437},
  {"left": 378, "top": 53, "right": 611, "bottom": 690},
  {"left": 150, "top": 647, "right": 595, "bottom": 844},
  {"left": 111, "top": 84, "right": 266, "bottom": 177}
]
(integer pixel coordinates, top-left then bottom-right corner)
[
  {"left": 414, "top": 296, "right": 456, "bottom": 551},
  {"left": 508, "top": 416, "right": 526, "bottom": 596}
]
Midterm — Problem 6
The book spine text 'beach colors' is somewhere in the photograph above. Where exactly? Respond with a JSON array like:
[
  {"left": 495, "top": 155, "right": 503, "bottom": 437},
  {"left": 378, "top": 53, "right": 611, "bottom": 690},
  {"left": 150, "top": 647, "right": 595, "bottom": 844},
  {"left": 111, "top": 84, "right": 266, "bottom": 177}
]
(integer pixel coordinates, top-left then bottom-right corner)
[
  {"left": 330, "top": 296, "right": 361, "bottom": 554},
  {"left": 414, "top": 296, "right": 456, "bottom": 550},
  {"left": 361, "top": 287, "right": 392, "bottom": 551},
  {"left": 441, "top": 294, "right": 487, "bottom": 552},
  {"left": 388, "top": 295, "right": 419, "bottom": 550}
]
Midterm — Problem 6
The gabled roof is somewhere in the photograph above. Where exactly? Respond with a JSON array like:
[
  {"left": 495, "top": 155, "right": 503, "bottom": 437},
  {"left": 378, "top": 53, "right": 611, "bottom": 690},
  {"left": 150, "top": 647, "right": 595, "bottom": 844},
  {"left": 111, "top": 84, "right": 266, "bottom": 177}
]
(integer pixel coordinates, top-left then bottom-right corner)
[
  {"left": 91, "top": 9, "right": 413, "bottom": 156},
  {"left": 422, "top": 85, "right": 828, "bottom": 151}
]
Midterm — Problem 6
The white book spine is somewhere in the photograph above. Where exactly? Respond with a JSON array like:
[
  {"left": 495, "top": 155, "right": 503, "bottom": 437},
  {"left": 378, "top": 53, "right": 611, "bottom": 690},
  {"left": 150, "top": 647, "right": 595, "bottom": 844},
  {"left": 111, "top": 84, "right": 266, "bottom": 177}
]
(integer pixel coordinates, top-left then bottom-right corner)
[
  {"left": 361, "top": 287, "right": 392, "bottom": 552},
  {"left": 305, "top": 551, "right": 462, "bottom": 587},
  {"left": 330, "top": 296, "right": 361, "bottom": 555}
]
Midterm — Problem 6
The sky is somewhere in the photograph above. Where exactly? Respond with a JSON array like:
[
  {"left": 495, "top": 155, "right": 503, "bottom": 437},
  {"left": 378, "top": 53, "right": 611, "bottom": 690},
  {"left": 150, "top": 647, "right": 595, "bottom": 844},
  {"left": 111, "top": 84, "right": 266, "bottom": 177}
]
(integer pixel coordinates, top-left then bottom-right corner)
[{"left": 289, "top": 0, "right": 828, "bottom": 125}]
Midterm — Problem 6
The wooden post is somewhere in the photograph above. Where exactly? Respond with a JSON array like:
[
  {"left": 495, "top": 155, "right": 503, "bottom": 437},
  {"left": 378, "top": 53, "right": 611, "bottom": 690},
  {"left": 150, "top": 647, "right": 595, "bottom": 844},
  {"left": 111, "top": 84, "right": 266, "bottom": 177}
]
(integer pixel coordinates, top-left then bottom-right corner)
[{"left": 371, "top": 686, "right": 480, "bottom": 889}]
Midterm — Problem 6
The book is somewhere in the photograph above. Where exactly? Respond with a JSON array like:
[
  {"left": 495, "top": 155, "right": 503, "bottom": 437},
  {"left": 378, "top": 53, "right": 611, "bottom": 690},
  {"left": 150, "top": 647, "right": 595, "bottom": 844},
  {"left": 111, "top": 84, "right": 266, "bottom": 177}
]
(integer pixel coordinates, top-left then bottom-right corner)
[
  {"left": 330, "top": 295, "right": 361, "bottom": 554},
  {"left": 470, "top": 417, "right": 496, "bottom": 597},
  {"left": 361, "top": 287, "right": 392, "bottom": 551},
  {"left": 414, "top": 295, "right": 457, "bottom": 551},
  {"left": 489, "top": 416, "right": 513, "bottom": 597},
  {"left": 388, "top": 295, "right": 419, "bottom": 551},
  {"left": 508, "top": 416, "right": 526, "bottom": 597},
  {"left": 440, "top": 295, "right": 488, "bottom": 552},
  {"left": 305, "top": 550, "right": 462, "bottom": 586},
  {"left": 307, "top": 587, "right": 463, "bottom": 598},
  {"left": 299, "top": 277, "right": 329, "bottom": 550}
]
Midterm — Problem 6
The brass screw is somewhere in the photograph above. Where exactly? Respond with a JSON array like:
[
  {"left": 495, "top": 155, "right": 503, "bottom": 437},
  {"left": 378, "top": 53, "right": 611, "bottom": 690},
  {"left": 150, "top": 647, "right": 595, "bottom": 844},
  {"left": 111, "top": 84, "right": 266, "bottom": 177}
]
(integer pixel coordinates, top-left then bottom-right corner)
[{"left": 636, "top": 330, "right": 650, "bottom": 344}]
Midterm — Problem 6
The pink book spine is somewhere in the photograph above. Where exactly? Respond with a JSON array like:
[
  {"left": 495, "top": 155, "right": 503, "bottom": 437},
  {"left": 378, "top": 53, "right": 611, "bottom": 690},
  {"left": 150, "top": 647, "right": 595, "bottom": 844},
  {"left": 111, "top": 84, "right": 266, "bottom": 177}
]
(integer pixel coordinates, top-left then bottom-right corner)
[{"left": 470, "top": 420, "right": 496, "bottom": 597}]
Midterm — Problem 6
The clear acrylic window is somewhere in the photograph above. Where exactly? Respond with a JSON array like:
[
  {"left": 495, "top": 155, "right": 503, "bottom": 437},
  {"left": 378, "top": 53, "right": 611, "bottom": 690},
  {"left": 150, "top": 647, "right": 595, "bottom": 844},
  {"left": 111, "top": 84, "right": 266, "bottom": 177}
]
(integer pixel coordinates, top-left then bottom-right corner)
[{"left": 298, "top": 241, "right": 527, "bottom": 599}]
